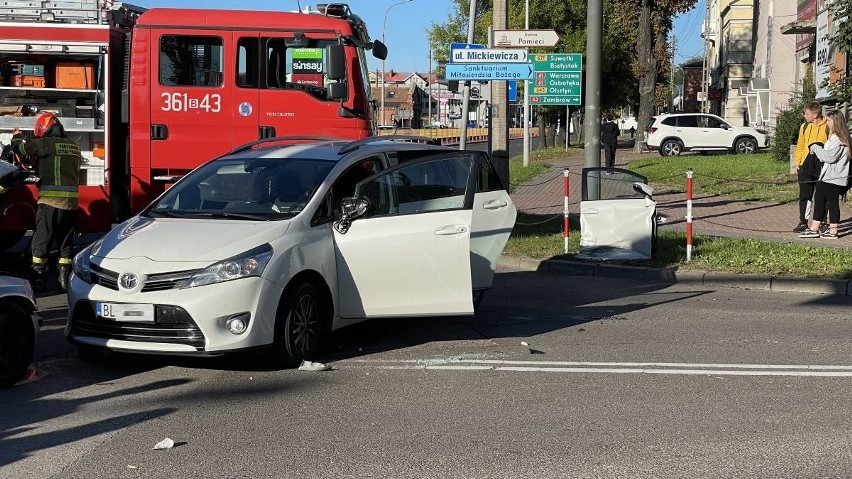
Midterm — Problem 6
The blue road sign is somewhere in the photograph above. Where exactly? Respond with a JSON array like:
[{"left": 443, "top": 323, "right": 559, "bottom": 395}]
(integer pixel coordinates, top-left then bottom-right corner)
[
  {"left": 445, "top": 63, "right": 534, "bottom": 81},
  {"left": 508, "top": 80, "right": 517, "bottom": 101},
  {"left": 450, "top": 42, "right": 485, "bottom": 52}
]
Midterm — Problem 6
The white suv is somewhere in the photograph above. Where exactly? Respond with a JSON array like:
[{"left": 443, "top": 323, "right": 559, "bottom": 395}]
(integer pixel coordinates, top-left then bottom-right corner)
[{"left": 645, "top": 113, "right": 769, "bottom": 156}]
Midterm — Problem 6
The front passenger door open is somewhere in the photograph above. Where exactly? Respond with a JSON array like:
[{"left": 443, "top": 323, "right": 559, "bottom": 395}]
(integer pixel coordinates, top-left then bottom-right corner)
[{"left": 333, "top": 153, "right": 476, "bottom": 318}]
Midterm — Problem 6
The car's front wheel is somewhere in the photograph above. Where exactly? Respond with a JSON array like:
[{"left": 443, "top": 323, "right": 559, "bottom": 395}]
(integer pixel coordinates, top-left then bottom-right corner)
[
  {"left": 269, "top": 283, "right": 326, "bottom": 368},
  {"left": 660, "top": 139, "right": 683, "bottom": 156},
  {"left": 0, "top": 302, "right": 35, "bottom": 388},
  {"left": 734, "top": 137, "right": 758, "bottom": 154}
]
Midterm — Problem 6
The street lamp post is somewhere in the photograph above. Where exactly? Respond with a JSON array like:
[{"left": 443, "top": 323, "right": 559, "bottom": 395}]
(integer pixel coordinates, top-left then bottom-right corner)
[{"left": 381, "top": 0, "right": 414, "bottom": 127}]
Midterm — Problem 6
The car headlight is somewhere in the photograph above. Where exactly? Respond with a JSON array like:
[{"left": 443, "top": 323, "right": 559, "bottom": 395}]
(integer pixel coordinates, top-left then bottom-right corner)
[
  {"left": 72, "top": 240, "right": 101, "bottom": 284},
  {"left": 181, "top": 243, "right": 273, "bottom": 289}
]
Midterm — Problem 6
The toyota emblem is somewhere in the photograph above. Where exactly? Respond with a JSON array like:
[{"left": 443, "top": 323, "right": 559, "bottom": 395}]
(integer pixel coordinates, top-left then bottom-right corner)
[{"left": 119, "top": 272, "right": 138, "bottom": 290}]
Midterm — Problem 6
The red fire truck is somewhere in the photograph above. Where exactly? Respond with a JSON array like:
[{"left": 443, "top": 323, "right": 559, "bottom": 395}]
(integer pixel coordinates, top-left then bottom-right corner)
[{"left": 0, "top": 2, "right": 385, "bottom": 250}]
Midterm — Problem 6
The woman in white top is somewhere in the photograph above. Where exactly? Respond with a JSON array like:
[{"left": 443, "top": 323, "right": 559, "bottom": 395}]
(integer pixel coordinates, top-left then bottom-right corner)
[{"left": 799, "top": 110, "right": 851, "bottom": 239}]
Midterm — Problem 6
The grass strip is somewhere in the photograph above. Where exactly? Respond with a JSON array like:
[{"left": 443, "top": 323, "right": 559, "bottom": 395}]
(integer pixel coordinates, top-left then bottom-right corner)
[
  {"left": 505, "top": 213, "right": 852, "bottom": 279},
  {"left": 628, "top": 153, "right": 798, "bottom": 203}
]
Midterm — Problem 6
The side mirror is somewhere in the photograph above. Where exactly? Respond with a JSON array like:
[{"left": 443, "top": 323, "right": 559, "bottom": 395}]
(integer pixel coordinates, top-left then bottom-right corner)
[
  {"left": 326, "top": 44, "right": 346, "bottom": 81},
  {"left": 633, "top": 182, "right": 654, "bottom": 199},
  {"left": 333, "top": 196, "right": 370, "bottom": 234},
  {"left": 327, "top": 82, "right": 347, "bottom": 100},
  {"left": 371, "top": 40, "right": 387, "bottom": 61}
]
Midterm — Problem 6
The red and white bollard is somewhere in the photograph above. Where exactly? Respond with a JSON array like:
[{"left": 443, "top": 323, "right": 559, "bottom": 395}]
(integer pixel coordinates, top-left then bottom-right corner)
[
  {"left": 563, "top": 168, "right": 570, "bottom": 254},
  {"left": 686, "top": 169, "right": 694, "bottom": 262}
]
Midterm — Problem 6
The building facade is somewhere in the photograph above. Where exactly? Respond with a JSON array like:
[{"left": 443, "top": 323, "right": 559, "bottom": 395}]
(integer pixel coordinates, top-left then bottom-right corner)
[{"left": 705, "top": 0, "right": 756, "bottom": 126}]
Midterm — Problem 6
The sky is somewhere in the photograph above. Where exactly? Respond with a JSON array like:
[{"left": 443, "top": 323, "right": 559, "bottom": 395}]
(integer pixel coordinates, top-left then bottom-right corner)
[{"left": 138, "top": 0, "right": 705, "bottom": 75}]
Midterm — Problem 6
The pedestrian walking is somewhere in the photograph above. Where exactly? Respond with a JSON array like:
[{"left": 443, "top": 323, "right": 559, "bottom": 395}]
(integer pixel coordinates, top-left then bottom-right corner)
[
  {"left": 798, "top": 110, "right": 850, "bottom": 239},
  {"left": 11, "top": 113, "right": 82, "bottom": 291},
  {"left": 601, "top": 115, "right": 620, "bottom": 170},
  {"left": 629, "top": 126, "right": 636, "bottom": 140},
  {"left": 793, "top": 102, "right": 829, "bottom": 233}
]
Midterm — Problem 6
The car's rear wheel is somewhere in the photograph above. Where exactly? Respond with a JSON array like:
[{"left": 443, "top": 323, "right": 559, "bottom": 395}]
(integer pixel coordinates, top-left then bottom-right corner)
[
  {"left": 0, "top": 302, "right": 35, "bottom": 388},
  {"left": 269, "top": 282, "right": 325, "bottom": 368},
  {"left": 735, "top": 137, "right": 758, "bottom": 154},
  {"left": 660, "top": 140, "right": 682, "bottom": 156}
]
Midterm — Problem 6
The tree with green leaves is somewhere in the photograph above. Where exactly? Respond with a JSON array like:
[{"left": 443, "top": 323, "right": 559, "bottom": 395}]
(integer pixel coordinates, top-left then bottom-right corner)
[
  {"left": 426, "top": 0, "right": 637, "bottom": 147},
  {"left": 613, "top": 0, "right": 697, "bottom": 152},
  {"left": 826, "top": 0, "right": 852, "bottom": 104}
]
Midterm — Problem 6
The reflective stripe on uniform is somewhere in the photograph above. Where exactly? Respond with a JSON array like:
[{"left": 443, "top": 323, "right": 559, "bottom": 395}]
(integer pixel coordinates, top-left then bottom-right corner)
[
  {"left": 40, "top": 185, "right": 78, "bottom": 191},
  {"left": 39, "top": 190, "right": 79, "bottom": 198},
  {"left": 58, "top": 257, "right": 72, "bottom": 265},
  {"left": 32, "top": 256, "right": 47, "bottom": 264}
]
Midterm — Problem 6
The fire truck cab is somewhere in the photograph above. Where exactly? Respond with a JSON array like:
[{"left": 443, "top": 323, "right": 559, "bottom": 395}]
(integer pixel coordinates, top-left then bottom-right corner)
[{"left": 0, "top": 2, "right": 384, "bottom": 250}]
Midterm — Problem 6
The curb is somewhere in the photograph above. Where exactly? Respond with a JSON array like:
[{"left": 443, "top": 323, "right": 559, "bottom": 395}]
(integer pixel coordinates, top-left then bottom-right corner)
[{"left": 498, "top": 256, "right": 852, "bottom": 296}]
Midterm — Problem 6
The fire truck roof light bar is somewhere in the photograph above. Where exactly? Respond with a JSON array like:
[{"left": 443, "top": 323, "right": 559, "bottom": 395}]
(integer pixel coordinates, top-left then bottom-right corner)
[
  {"left": 316, "top": 4, "right": 351, "bottom": 19},
  {"left": 337, "top": 135, "right": 440, "bottom": 155}
]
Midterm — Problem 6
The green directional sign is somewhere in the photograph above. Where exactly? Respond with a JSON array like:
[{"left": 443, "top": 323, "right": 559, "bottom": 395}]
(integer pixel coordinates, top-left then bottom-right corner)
[{"left": 527, "top": 53, "right": 583, "bottom": 105}]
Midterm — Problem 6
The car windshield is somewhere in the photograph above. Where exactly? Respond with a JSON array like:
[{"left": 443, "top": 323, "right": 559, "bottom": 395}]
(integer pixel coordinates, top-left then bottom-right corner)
[{"left": 145, "top": 157, "right": 334, "bottom": 220}]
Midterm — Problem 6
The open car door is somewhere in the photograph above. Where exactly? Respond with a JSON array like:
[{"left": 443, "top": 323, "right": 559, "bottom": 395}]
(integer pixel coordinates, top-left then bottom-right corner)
[
  {"left": 470, "top": 153, "right": 516, "bottom": 291},
  {"left": 333, "top": 152, "right": 477, "bottom": 318}
]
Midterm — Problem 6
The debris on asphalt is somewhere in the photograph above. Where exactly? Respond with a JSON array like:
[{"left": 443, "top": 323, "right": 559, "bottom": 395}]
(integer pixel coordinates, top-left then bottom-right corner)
[
  {"left": 298, "top": 360, "right": 333, "bottom": 371},
  {"left": 152, "top": 438, "right": 175, "bottom": 450},
  {"left": 127, "top": 465, "right": 138, "bottom": 470},
  {"left": 521, "top": 341, "right": 545, "bottom": 355}
]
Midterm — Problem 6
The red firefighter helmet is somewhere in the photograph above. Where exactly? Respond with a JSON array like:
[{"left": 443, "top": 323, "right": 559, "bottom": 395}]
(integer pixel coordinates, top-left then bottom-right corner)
[{"left": 33, "top": 112, "right": 58, "bottom": 138}]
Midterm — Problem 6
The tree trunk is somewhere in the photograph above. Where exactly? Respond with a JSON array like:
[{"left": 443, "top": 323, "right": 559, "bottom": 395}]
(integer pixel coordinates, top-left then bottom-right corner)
[
  {"left": 538, "top": 110, "right": 548, "bottom": 149},
  {"left": 634, "top": 0, "right": 656, "bottom": 153}
]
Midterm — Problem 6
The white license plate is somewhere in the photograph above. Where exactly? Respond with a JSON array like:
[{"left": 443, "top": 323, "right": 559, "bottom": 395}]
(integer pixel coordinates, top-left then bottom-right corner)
[{"left": 96, "top": 302, "right": 155, "bottom": 323}]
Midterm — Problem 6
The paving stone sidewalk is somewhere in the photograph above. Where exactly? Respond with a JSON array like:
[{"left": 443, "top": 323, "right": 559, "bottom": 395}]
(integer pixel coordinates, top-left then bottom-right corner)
[{"left": 510, "top": 141, "right": 852, "bottom": 248}]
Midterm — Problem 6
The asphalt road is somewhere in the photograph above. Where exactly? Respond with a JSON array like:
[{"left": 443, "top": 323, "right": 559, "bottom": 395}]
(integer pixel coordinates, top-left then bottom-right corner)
[{"left": 3, "top": 269, "right": 852, "bottom": 478}]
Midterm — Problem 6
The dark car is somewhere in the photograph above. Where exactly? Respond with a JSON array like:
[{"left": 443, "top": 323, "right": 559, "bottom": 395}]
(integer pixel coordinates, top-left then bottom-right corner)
[{"left": 0, "top": 275, "right": 39, "bottom": 387}]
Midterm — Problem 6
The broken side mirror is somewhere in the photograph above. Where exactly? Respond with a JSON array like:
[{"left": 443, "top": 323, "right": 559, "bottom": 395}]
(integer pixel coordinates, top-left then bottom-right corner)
[{"left": 333, "top": 196, "right": 370, "bottom": 234}]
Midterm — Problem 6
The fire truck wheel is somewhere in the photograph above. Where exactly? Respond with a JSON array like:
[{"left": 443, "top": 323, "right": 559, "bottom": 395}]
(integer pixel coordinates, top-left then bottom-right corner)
[
  {"left": 0, "top": 231, "right": 26, "bottom": 251},
  {"left": 268, "top": 282, "right": 327, "bottom": 368}
]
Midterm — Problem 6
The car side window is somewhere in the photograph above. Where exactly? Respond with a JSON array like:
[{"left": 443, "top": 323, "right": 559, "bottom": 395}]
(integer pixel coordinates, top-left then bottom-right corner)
[
  {"left": 704, "top": 116, "right": 726, "bottom": 129},
  {"left": 476, "top": 156, "right": 503, "bottom": 192},
  {"left": 661, "top": 117, "right": 677, "bottom": 126},
  {"left": 677, "top": 115, "right": 698, "bottom": 128},
  {"left": 356, "top": 155, "right": 473, "bottom": 217}
]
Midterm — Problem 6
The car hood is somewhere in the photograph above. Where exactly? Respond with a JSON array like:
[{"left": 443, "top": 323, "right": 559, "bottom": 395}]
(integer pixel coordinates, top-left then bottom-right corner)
[
  {"left": 0, "top": 275, "right": 36, "bottom": 308},
  {"left": 93, "top": 216, "right": 290, "bottom": 263}
]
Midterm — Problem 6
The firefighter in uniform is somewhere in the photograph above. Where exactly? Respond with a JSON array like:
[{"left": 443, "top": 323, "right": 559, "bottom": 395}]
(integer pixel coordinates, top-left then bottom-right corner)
[{"left": 11, "top": 113, "right": 82, "bottom": 291}]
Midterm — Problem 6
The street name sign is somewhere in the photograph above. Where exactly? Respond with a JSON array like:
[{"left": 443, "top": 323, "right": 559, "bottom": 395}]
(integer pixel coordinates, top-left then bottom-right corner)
[
  {"left": 445, "top": 63, "right": 534, "bottom": 81},
  {"left": 493, "top": 29, "right": 560, "bottom": 48},
  {"left": 527, "top": 53, "right": 583, "bottom": 105},
  {"left": 451, "top": 48, "right": 529, "bottom": 63},
  {"left": 450, "top": 42, "right": 485, "bottom": 52}
]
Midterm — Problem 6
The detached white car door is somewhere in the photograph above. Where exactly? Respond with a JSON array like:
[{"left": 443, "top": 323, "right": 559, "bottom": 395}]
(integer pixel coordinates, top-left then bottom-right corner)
[{"left": 334, "top": 153, "right": 476, "bottom": 318}]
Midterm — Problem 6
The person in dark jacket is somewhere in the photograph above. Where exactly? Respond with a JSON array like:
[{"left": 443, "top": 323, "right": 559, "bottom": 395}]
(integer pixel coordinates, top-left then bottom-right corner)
[
  {"left": 601, "top": 115, "right": 620, "bottom": 169},
  {"left": 11, "top": 113, "right": 82, "bottom": 291}
]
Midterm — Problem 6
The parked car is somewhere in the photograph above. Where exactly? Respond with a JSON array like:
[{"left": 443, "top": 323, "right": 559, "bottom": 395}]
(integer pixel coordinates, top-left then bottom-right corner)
[
  {"left": 67, "top": 136, "right": 516, "bottom": 366},
  {"left": 645, "top": 113, "right": 769, "bottom": 156},
  {"left": 0, "top": 275, "right": 39, "bottom": 388}
]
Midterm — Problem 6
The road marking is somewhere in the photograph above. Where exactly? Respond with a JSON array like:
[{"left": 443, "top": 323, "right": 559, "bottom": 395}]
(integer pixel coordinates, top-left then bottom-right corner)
[{"left": 344, "top": 359, "right": 852, "bottom": 377}]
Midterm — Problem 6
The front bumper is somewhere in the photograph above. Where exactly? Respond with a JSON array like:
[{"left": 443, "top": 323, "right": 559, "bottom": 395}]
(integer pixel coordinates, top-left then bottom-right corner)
[{"left": 66, "top": 274, "right": 281, "bottom": 354}]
